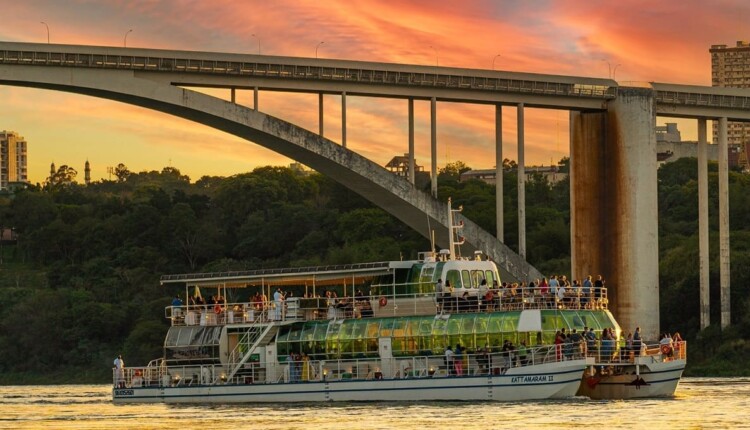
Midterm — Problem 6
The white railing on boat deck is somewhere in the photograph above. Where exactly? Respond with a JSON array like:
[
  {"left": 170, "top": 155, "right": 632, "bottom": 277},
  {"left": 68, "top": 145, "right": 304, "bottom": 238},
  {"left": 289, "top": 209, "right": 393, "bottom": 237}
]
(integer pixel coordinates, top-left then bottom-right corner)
[
  {"left": 112, "top": 344, "right": 584, "bottom": 389},
  {"left": 164, "top": 285, "right": 609, "bottom": 327},
  {"left": 584, "top": 340, "right": 687, "bottom": 364}
]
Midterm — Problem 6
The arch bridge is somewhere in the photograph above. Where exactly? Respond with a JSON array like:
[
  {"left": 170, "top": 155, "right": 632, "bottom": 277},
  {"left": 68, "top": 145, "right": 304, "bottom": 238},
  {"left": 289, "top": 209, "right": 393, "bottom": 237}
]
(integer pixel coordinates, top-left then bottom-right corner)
[{"left": 2, "top": 42, "right": 750, "bottom": 339}]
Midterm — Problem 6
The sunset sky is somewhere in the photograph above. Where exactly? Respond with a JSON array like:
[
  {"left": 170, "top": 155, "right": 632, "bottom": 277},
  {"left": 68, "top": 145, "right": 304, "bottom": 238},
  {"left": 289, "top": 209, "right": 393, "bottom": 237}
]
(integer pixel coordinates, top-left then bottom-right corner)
[{"left": 1, "top": 0, "right": 748, "bottom": 184}]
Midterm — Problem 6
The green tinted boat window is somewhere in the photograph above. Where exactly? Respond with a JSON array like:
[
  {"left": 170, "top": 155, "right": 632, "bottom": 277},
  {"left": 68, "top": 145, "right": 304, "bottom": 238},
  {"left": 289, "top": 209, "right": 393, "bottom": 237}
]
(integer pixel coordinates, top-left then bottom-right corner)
[
  {"left": 431, "top": 318, "right": 448, "bottom": 353},
  {"left": 487, "top": 313, "right": 504, "bottom": 350},
  {"left": 326, "top": 322, "right": 342, "bottom": 359},
  {"left": 446, "top": 270, "right": 461, "bottom": 290},
  {"left": 379, "top": 318, "right": 394, "bottom": 338},
  {"left": 459, "top": 314, "right": 477, "bottom": 350}
]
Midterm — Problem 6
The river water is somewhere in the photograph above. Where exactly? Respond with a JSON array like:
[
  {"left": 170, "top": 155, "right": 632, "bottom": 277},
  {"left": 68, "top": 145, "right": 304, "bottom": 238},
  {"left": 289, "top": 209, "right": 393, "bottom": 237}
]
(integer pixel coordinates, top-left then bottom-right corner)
[{"left": 0, "top": 378, "right": 747, "bottom": 429}]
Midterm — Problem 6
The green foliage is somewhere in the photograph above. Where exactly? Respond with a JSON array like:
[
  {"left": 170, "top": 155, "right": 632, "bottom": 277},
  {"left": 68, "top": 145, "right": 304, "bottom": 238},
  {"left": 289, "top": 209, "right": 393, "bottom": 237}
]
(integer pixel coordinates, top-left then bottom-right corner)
[{"left": 3, "top": 156, "right": 750, "bottom": 381}]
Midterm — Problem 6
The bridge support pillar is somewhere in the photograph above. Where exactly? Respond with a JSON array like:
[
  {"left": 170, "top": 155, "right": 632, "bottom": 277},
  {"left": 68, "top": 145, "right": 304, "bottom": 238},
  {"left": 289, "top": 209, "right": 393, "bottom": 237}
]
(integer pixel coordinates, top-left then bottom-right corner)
[
  {"left": 495, "top": 104, "right": 503, "bottom": 242},
  {"left": 698, "top": 119, "right": 710, "bottom": 329},
  {"left": 571, "top": 87, "right": 659, "bottom": 340},
  {"left": 718, "top": 117, "right": 731, "bottom": 328},
  {"left": 517, "top": 103, "right": 526, "bottom": 259},
  {"left": 254, "top": 87, "right": 258, "bottom": 110},
  {"left": 408, "top": 98, "right": 415, "bottom": 185},
  {"left": 341, "top": 92, "right": 347, "bottom": 148},
  {"left": 318, "top": 93, "right": 324, "bottom": 136},
  {"left": 431, "top": 97, "right": 437, "bottom": 198}
]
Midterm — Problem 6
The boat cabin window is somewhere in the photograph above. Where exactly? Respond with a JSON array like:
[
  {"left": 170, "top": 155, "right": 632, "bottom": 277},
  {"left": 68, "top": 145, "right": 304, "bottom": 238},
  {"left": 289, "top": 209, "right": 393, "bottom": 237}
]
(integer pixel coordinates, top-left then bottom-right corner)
[
  {"left": 445, "top": 269, "right": 498, "bottom": 293},
  {"left": 445, "top": 269, "right": 462, "bottom": 289},
  {"left": 273, "top": 309, "right": 616, "bottom": 359}
]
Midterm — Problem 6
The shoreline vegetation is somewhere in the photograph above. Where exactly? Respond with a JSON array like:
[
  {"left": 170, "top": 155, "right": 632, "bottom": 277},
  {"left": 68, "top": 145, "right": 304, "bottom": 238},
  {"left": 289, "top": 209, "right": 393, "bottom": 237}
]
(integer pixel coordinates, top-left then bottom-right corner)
[{"left": 1, "top": 158, "right": 749, "bottom": 384}]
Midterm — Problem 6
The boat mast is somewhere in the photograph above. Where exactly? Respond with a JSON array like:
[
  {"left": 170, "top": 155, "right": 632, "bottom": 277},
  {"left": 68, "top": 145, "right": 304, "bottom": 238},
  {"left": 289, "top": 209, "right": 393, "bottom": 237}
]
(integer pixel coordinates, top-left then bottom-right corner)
[
  {"left": 447, "top": 197, "right": 464, "bottom": 260},
  {"left": 447, "top": 198, "right": 455, "bottom": 260}
]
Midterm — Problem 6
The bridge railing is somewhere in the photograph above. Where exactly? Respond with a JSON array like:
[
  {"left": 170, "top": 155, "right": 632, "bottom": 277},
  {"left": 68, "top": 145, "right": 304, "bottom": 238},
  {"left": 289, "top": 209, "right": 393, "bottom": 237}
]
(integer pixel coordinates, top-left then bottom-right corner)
[
  {"left": 0, "top": 48, "right": 616, "bottom": 99},
  {"left": 656, "top": 90, "right": 750, "bottom": 109}
]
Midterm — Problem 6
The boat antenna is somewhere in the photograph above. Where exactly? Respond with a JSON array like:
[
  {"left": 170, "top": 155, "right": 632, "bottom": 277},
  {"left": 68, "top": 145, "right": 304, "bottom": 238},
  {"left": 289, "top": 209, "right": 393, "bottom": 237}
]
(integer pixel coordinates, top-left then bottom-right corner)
[
  {"left": 427, "top": 212, "right": 435, "bottom": 255},
  {"left": 430, "top": 228, "right": 436, "bottom": 255},
  {"left": 447, "top": 197, "right": 465, "bottom": 260},
  {"left": 447, "top": 197, "right": 455, "bottom": 260}
]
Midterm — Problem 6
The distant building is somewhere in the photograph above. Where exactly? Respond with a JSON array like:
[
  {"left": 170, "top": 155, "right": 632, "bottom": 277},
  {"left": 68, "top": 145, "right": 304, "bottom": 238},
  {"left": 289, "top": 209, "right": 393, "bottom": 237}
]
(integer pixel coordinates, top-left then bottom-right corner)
[
  {"left": 385, "top": 154, "right": 424, "bottom": 179},
  {"left": 656, "top": 123, "right": 682, "bottom": 143},
  {"left": 0, "top": 130, "right": 29, "bottom": 190},
  {"left": 710, "top": 41, "right": 750, "bottom": 169},
  {"left": 656, "top": 123, "right": 720, "bottom": 167},
  {"left": 460, "top": 165, "right": 567, "bottom": 184}
]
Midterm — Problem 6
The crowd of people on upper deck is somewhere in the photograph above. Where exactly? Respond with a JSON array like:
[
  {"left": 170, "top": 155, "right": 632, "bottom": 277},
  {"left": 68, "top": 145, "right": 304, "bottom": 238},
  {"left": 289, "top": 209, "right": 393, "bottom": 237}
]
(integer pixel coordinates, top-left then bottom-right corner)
[{"left": 435, "top": 274, "right": 607, "bottom": 313}]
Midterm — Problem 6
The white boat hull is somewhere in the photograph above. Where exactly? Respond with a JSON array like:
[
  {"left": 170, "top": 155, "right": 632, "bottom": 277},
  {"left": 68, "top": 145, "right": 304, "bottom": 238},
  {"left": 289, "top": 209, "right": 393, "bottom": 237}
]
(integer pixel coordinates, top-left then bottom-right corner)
[
  {"left": 577, "top": 358, "right": 685, "bottom": 399},
  {"left": 113, "top": 359, "right": 586, "bottom": 403}
]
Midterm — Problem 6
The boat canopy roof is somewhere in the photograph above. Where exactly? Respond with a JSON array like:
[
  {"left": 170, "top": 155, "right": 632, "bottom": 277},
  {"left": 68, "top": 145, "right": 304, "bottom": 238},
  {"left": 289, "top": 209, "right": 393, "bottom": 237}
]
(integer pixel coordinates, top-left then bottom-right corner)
[{"left": 160, "top": 261, "right": 405, "bottom": 289}]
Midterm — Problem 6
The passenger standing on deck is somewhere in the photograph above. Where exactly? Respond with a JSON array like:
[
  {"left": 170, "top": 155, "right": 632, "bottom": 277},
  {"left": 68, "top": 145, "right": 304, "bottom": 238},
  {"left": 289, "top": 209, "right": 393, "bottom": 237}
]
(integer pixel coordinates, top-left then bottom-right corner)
[
  {"left": 518, "top": 340, "right": 528, "bottom": 366},
  {"left": 633, "top": 326, "right": 642, "bottom": 356},
  {"left": 548, "top": 276, "right": 559, "bottom": 309},
  {"left": 594, "top": 275, "right": 605, "bottom": 308},
  {"left": 554, "top": 330, "right": 563, "bottom": 361},
  {"left": 113, "top": 355, "right": 125, "bottom": 388},
  {"left": 274, "top": 288, "right": 284, "bottom": 321},
  {"left": 454, "top": 344, "right": 464, "bottom": 376},
  {"left": 582, "top": 276, "right": 593, "bottom": 309},
  {"left": 171, "top": 295, "right": 183, "bottom": 319},
  {"left": 444, "top": 346, "right": 454, "bottom": 376},
  {"left": 444, "top": 280, "right": 454, "bottom": 312}
]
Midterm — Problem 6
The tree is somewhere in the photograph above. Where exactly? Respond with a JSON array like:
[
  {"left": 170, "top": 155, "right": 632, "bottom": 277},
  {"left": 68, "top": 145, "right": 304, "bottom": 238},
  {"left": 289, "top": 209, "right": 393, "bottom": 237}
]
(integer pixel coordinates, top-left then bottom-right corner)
[
  {"left": 114, "top": 163, "right": 131, "bottom": 182},
  {"left": 439, "top": 161, "right": 472, "bottom": 181},
  {"left": 47, "top": 165, "right": 78, "bottom": 188}
]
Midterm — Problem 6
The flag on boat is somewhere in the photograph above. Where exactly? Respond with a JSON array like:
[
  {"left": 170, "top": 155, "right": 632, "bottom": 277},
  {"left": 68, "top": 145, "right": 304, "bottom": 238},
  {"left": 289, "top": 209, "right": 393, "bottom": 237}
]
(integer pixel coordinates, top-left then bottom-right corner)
[{"left": 194, "top": 286, "right": 202, "bottom": 300}]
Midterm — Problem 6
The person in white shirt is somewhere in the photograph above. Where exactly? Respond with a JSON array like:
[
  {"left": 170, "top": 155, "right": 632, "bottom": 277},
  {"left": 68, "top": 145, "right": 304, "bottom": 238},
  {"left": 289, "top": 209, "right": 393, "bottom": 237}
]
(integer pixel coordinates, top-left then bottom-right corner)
[
  {"left": 113, "top": 355, "right": 125, "bottom": 388},
  {"left": 444, "top": 346, "right": 455, "bottom": 376},
  {"left": 273, "top": 288, "right": 284, "bottom": 320}
]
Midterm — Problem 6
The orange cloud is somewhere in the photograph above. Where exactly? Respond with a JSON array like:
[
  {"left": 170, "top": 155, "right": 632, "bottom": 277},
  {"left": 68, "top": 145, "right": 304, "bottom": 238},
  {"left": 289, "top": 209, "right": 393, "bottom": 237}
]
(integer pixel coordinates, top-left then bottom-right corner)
[{"left": 1, "top": 0, "right": 747, "bottom": 183}]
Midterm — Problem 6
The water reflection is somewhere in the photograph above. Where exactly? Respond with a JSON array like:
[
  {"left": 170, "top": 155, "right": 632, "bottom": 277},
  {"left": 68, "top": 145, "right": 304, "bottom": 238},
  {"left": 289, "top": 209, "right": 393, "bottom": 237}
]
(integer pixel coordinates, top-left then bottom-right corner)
[{"left": 0, "top": 378, "right": 748, "bottom": 429}]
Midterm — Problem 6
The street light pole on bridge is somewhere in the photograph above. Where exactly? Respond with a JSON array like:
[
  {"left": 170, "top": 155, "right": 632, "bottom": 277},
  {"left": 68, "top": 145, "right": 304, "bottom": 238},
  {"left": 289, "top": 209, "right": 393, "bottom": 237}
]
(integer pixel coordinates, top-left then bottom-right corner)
[
  {"left": 40, "top": 22, "right": 49, "bottom": 44},
  {"left": 124, "top": 29, "right": 133, "bottom": 48},
  {"left": 492, "top": 54, "right": 501, "bottom": 70},
  {"left": 315, "top": 41, "right": 324, "bottom": 58},
  {"left": 251, "top": 34, "right": 261, "bottom": 55}
]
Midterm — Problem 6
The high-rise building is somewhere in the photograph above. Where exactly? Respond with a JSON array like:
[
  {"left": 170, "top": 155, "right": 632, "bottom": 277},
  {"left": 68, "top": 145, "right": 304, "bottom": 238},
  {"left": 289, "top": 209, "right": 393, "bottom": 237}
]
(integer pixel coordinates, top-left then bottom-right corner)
[
  {"left": 710, "top": 41, "right": 750, "bottom": 161},
  {"left": 0, "top": 130, "right": 28, "bottom": 190}
]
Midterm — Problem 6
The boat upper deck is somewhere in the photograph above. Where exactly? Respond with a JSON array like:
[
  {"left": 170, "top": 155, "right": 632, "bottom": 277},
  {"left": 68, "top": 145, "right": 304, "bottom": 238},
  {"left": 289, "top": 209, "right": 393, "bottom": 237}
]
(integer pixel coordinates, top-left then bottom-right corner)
[{"left": 165, "top": 285, "right": 609, "bottom": 327}]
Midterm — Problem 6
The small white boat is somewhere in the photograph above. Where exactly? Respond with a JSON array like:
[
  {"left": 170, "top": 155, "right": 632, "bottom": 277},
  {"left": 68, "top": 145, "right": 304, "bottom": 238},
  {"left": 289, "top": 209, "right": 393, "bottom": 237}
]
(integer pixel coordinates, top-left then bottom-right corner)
[{"left": 577, "top": 342, "right": 686, "bottom": 399}]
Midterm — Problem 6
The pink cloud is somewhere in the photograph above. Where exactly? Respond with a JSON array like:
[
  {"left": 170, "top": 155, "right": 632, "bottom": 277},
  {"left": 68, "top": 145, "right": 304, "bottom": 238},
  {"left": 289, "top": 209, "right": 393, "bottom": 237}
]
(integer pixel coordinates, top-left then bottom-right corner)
[{"left": 2, "top": 0, "right": 748, "bottom": 183}]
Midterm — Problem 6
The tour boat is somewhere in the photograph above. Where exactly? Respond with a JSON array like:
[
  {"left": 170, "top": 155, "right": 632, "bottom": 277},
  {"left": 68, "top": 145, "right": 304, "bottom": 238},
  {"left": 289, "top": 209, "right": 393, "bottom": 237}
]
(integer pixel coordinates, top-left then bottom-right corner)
[{"left": 112, "top": 200, "right": 682, "bottom": 403}]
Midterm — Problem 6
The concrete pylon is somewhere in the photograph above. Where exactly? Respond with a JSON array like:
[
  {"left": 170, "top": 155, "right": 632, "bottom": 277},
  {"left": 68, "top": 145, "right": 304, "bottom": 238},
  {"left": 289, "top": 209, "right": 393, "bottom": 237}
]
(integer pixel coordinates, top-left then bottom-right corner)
[{"left": 570, "top": 87, "right": 660, "bottom": 341}]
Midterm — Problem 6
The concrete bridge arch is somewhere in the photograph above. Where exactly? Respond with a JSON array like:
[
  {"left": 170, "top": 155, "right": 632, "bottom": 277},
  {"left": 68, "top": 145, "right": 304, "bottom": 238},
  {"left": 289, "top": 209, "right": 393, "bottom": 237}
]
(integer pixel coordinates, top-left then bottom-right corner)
[{"left": 0, "top": 64, "right": 541, "bottom": 282}]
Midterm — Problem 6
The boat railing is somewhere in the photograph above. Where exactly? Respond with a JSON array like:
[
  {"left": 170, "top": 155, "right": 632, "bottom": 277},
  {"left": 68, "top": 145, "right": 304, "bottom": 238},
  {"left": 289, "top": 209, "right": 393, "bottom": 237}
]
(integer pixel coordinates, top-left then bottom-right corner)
[
  {"left": 164, "top": 286, "right": 609, "bottom": 327},
  {"left": 585, "top": 340, "right": 687, "bottom": 364},
  {"left": 112, "top": 344, "right": 583, "bottom": 388}
]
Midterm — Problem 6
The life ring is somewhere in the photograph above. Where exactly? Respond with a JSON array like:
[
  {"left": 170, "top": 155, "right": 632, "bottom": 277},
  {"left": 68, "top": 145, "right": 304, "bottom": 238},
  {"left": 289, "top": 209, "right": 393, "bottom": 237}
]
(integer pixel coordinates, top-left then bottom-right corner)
[
  {"left": 660, "top": 344, "right": 672, "bottom": 355},
  {"left": 214, "top": 303, "right": 223, "bottom": 314},
  {"left": 379, "top": 296, "right": 388, "bottom": 307}
]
